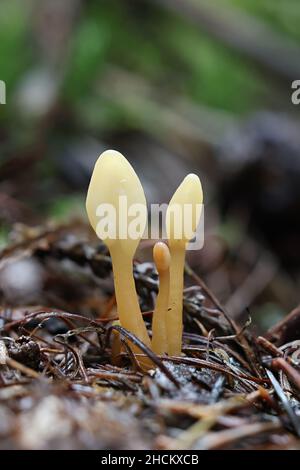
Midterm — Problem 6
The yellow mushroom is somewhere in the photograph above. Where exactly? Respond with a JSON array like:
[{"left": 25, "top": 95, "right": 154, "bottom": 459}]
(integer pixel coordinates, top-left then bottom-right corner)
[
  {"left": 151, "top": 241, "right": 171, "bottom": 355},
  {"left": 166, "top": 174, "right": 203, "bottom": 356},
  {"left": 86, "top": 150, "right": 151, "bottom": 352}
]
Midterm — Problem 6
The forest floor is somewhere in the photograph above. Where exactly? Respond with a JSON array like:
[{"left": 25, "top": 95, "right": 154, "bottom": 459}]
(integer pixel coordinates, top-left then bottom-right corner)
[{"left": 0, "top": 222, "right": 300, "bottom": 450}]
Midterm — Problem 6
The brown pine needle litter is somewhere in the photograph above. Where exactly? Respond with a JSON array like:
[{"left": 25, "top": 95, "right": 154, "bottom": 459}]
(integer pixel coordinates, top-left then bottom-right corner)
[{"left": 0, "top": 222, "right": 300, "bottom": 450}]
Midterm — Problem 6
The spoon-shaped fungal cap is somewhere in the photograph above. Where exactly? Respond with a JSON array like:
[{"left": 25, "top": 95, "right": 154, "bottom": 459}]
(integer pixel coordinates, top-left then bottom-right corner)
[
  {"left": 86, "top": 149, "right": 147, "bottom": 257},
  {"left": 166, "top": 174, "right": 203, "bottom": 246},
  {"left": 152, "top": 241, "right": 170, "bottom": 355}
]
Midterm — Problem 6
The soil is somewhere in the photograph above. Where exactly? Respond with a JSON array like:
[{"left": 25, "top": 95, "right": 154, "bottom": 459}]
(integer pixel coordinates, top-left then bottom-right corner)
[{"left": 0, "top": 222, "right": 300, "bottom": 450}]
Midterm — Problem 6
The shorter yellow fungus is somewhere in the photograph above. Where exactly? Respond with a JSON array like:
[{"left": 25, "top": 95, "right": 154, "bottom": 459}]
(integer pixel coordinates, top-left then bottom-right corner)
[{"left": 151, "top": 241, "right": 171, "bottom": 355}]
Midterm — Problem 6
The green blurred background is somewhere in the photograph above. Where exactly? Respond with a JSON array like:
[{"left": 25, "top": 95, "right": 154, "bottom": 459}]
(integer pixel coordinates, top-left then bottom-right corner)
[{"left": 1, "top": 0, "right": 300, "bottom": 331}]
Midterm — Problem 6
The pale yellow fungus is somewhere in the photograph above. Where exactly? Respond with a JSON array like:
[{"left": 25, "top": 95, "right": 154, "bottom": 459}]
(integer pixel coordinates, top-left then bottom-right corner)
[
  {"left": 86, "top": 149, "right": 203, "bottom": 366},
  {"left": 166, "top": 174, "right": 203, "bottom": 356},
  {"left": 151, "top": 241, "right": 171, "bottom": 355},
  {"left": 86, "top": 150, "right": 151, "bottom": 351}
]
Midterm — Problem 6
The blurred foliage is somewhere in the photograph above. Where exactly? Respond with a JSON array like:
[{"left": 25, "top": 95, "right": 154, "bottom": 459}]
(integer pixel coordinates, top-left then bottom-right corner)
[
  {"left": 0, "top": 2, "right": 32, "bottom": 88},
  {"left": 1, "top": 0, "right": 300, "bottom": 329},
  {"left": 49, "top": 195, "right": 86, "bottom": 222},
  {"left": 1, "top": 0, "right": 300, "bottom": 225},
  {"left": 64, "top": 7, "right": 111, "bottom": 100},
  {"left": 63, "top": 0, "right": 267, "bottom": 113},
  {"left": 1, "top": 0, "right": 300, "bottom": 128},
  {"left": 226, "top": 0, "right": 300, "bottom": 41}
]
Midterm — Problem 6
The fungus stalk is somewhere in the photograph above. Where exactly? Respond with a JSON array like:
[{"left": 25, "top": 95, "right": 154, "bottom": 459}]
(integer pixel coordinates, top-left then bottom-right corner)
[
  {"left": 110, "top": 246, "right": 150, "bottom": 347},
  {"left": 166, "top": 174, "right": 203, "bottom": 356},
  {"left": 86, "top": 150, "right": 151, "bottom": 352},
  {"left": 167, "top": 246, "right": 186, "bottom": 356},
  {"left": 151, "top": 241, "right": 171, "bottom": 355}
]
